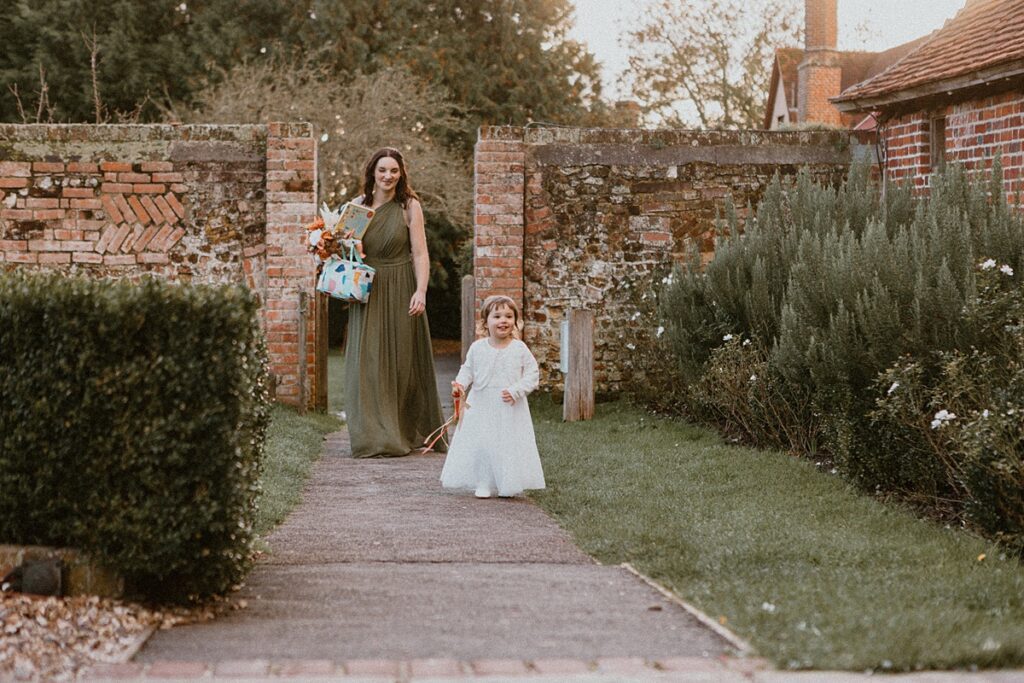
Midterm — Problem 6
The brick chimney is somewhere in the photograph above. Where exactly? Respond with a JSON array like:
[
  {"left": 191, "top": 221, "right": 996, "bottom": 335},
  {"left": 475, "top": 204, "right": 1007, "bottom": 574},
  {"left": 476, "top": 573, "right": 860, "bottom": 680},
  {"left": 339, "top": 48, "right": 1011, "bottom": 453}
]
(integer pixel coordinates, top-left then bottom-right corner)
[{"left": 798, "top": 0, "right": 843, "bottom": 126}]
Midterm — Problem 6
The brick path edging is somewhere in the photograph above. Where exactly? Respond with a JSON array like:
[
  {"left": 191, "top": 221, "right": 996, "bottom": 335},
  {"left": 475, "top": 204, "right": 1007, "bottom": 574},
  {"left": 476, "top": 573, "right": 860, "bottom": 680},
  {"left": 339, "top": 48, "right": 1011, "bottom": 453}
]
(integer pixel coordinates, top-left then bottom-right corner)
[{"left": 81, "top": 655, "right": 764, "bottom": 680}]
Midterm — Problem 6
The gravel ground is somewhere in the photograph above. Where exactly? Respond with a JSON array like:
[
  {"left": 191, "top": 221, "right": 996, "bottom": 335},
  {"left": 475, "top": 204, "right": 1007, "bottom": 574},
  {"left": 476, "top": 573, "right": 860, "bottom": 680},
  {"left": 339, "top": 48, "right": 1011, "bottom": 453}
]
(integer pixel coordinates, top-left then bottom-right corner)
[{"left": 0, "top": 592, "right": 226, "bottom": 681}]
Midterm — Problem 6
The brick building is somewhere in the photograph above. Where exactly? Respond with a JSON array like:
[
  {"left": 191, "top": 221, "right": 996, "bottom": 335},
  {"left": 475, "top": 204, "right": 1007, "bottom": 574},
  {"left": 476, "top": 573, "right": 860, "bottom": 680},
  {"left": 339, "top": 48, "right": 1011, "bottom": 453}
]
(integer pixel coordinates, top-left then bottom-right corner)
[
  {"left": 764, "top": 0, "right": 925, "bottom": 130},
  {"left": 833, "top": 0, "right": 1024, "bottom": 199}
]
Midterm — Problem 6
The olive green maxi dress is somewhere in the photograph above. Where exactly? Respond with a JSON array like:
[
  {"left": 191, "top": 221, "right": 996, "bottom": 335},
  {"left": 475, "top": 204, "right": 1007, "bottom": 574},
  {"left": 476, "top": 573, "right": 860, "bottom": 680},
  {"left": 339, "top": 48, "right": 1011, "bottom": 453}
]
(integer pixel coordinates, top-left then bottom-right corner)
[{"left": 344, "top": 200, "right": 445, "bottom": 457}]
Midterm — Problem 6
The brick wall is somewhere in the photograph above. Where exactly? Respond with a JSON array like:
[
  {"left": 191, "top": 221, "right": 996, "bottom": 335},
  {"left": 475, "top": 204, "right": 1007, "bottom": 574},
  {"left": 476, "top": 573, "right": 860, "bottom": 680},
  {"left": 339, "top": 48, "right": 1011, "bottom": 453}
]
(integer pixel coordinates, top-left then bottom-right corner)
[
  {"left": 880, "top": 112, "right": 932, "bottom": 190},
  {"left": 881, "top": 90, "right": 1024, "bottom": 201},
  {"left": 0, "top": 123, "right": 319, "bottom": 409},
  {"left": 473, "top": 126, "right": 864, "bottom": 395}
]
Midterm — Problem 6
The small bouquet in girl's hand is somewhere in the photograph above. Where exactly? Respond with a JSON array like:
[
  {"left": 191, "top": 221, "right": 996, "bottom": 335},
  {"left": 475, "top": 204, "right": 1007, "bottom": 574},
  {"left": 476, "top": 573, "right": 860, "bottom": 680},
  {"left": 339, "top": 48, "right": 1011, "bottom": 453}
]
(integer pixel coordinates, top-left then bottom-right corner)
[{"left": 304, "top": 202, "right": 374, "bottom": 260}]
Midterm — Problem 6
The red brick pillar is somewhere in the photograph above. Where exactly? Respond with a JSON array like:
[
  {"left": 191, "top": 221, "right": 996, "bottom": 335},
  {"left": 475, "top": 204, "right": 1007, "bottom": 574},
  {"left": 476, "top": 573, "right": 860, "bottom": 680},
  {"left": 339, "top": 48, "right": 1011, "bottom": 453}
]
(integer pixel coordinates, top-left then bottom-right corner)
[
  {"left": 264, "top": 122, "right": 318, "bottom": 409},
  {"left": 473, "top": 126, "right": 526, "bottom": 315},
  {"left": 798, "top": 0, "right": 842, "bottom": 126}
]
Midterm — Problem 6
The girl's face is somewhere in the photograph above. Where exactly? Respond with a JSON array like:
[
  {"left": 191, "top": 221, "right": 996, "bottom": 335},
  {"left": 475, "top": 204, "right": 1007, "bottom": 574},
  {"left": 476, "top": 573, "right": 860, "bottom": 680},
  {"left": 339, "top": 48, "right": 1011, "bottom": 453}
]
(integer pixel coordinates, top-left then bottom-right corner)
[
  {"left": 374, "top": 156, "right": 401, "bottom": 193},
  {"left": 486, "top": 304, "right": 517, "bottom": 340}
]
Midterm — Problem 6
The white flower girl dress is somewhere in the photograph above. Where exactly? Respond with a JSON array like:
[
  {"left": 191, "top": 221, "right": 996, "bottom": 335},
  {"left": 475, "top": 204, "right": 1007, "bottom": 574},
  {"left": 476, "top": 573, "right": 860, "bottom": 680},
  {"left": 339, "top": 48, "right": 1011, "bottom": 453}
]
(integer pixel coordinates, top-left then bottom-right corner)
[{"left": 440, "top": 338, "right": 545, "bottom": 496}]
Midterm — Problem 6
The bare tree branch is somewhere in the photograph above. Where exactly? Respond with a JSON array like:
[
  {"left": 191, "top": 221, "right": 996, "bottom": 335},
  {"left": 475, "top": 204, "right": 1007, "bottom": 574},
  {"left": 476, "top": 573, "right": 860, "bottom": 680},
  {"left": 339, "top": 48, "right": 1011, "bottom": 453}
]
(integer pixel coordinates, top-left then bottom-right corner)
[
  {"left": 8, "top": 83, "right": 29, "bottom": 124},
  {"left": 83, "top": 26, "right": 105, "bottom": 124}
]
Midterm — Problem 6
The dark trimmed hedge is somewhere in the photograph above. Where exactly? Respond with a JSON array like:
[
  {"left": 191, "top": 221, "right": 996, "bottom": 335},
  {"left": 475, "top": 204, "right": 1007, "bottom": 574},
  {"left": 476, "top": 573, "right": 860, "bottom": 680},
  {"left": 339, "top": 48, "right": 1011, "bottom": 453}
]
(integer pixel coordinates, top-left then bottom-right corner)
[{"left": 0, "top": 270, "right": 271, "bottom": 602}]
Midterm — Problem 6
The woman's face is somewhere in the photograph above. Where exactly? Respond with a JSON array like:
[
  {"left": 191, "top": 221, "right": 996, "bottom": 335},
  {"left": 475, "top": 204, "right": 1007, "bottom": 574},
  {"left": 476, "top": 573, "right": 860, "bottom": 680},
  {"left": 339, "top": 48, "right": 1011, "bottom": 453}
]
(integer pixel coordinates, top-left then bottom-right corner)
[
  {"left": 374, "top": 156, "right": 402, "bottom": 193},
  {"left": 486, "top": 304, "right": 516, "bottom": 340}
]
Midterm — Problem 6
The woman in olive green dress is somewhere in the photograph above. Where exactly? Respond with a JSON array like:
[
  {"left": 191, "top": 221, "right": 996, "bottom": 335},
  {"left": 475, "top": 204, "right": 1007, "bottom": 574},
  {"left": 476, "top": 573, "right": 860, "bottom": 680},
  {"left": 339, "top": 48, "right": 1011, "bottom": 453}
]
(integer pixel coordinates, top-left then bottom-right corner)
[{"left": 344, "top": 147, "right": 445, "bottom": 457}]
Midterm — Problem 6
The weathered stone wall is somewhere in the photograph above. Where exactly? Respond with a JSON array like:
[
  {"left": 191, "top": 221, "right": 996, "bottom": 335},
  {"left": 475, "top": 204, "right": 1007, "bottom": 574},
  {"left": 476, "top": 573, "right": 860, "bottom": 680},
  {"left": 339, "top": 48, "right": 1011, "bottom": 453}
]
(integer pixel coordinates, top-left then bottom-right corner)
[
  {"left": 0, "top": 123, "right": 318, "bottom": 408},
  {"left": 474, "top": 126, "right": 870, "bottom": 395}
]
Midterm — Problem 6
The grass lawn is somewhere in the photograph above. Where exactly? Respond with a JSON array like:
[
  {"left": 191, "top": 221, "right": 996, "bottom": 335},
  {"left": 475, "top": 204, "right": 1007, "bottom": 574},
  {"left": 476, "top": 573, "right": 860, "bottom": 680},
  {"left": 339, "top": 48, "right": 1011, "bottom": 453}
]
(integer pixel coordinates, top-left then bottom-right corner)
[
  {"left": 255, "top": 405, "right": 341, "bottom": 536},
  {"left": 529, "top": 398, "right": 1024, "bottom": 672}
]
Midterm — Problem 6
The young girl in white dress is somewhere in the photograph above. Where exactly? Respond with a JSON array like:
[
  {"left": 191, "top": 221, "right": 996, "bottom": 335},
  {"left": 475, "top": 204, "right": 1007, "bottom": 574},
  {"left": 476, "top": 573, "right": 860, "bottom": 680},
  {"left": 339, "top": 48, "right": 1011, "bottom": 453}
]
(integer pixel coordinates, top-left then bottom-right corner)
[{"left": 440, "top": 295, "right": 545, "bottom": 498}]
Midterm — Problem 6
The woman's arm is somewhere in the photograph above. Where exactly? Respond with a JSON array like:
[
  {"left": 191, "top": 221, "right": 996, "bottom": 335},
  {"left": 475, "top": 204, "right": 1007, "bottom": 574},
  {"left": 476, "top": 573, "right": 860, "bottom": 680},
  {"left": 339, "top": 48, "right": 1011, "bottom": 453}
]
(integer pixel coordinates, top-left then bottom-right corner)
[{"left": 406, "top": 198, "right": 429, "bottom": 317}]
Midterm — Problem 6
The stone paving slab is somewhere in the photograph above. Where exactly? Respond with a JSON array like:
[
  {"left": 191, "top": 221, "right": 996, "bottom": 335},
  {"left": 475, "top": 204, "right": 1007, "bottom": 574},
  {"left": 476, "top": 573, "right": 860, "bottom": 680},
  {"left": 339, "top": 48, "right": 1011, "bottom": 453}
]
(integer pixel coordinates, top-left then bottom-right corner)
[
  {"left": 139, "top": 562, "right": 725, "bottom": 661},
  {"left": 261, "top": 435, "right": 590, "bottom": 566}
]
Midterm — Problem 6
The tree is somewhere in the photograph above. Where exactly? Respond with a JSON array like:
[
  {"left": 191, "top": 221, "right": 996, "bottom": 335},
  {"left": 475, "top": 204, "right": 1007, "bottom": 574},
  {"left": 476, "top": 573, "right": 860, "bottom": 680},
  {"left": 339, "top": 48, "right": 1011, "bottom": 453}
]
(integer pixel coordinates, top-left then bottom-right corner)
[
  {"left": 622, "top": 0, "right": 800, "bottom": 129},
  {"left": 1, "top": 0, "right": 607, "bottom": 145},
  {"left": 0, "top": 0, "right": 272, "bottom": 122}
]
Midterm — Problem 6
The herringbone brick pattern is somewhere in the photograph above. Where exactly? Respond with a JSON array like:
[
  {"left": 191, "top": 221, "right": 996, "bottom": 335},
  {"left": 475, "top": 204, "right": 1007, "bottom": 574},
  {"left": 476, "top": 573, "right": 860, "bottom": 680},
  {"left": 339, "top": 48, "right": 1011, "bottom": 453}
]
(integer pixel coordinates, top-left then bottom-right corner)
[{"left": 0, "top": 160, "right": 188, "bottom": 266}]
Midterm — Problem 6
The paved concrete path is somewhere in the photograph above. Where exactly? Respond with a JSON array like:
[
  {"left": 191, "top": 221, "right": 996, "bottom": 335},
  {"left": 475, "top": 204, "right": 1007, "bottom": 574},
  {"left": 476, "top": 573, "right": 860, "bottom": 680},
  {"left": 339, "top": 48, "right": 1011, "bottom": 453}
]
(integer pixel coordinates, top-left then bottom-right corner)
[{"left": 128, "top": 354, "right": 738, "bottom": 678}]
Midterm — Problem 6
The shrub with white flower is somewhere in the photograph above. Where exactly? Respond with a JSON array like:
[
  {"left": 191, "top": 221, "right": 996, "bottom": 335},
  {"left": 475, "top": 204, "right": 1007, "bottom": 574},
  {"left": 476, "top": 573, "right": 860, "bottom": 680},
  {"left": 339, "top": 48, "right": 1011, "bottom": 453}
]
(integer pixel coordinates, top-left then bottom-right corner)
[
  {"left": 980, "top": 258, "right": 997, "bottom": 270},
  {"left": 930, "top": 409, "right": 957, "bottom": 429},
  {"left": 722, "top": 333, "right": 733, "bottom": 342},
  {"left": 1000, "top": 264, "right": 1014, "bottom": 276}
]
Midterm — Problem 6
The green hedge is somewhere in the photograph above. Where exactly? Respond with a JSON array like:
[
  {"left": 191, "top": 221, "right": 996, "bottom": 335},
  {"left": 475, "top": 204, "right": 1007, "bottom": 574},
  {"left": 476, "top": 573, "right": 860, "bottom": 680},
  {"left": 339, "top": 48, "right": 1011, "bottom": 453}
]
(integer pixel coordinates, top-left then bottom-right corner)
[{"left": 0, "top": 271, "right": 271, "bottom": 602}]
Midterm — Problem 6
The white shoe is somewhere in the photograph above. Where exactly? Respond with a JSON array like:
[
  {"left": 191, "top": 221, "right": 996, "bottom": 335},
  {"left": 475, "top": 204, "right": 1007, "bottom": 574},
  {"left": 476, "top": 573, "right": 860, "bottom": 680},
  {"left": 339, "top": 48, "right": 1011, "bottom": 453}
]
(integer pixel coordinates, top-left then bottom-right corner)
[{"left": 474, "top": 485, "right": 492, "bottom": 498}]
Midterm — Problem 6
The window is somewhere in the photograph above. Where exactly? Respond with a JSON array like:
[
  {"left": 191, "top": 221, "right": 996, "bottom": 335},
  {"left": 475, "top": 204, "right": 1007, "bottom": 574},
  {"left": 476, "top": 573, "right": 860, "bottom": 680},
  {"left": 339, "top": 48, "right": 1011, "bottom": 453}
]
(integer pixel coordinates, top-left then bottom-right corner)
[{"left": 930, "top": 116, "right": 947, "bottom": 171}]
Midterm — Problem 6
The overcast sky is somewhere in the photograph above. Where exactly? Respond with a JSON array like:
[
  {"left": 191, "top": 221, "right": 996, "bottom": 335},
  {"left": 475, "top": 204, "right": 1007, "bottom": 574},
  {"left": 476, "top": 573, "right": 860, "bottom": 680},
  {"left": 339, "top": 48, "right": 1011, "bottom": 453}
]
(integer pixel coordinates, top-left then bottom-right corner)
[{"left": 568, "top": 0, "right": 967, "bottom": 101}]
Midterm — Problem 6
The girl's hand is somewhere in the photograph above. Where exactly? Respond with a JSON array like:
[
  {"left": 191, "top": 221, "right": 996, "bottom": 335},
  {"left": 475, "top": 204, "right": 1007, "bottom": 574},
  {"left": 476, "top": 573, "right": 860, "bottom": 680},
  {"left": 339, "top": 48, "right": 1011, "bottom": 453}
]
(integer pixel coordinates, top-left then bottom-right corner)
[
  {"left": 409, "top": 291, "right": 426, "bottom": 316},
  {"left": 451, "top": 382, "right": 464, "bottom": 399},
  {"left": 501, "top": 389, "right": 516, "bottom": 404}
]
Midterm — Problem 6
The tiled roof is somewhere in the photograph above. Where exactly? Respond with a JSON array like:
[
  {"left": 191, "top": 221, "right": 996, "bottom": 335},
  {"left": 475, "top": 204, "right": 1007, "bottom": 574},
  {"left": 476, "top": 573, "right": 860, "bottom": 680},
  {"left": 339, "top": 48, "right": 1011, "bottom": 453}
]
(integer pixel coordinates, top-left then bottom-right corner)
[
  {"left": 764, "top": 39, "right": 927, "bottom": 129},
  {"left": 834, "top": 0, "right": 1024, "bottom": 105}
]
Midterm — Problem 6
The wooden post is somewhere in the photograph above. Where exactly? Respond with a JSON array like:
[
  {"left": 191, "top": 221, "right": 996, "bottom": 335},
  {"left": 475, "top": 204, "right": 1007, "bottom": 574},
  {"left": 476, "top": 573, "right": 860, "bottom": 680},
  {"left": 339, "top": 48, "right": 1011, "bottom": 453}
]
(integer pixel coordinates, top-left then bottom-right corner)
[
  {"left": 461, "top": 274, "right": 475, "bottom": 362},
  {"left": 297, "top": 291, "right": 308, "bottom": 414},
  {"left": 314, "top": 290, "right": 329, "bottom": 411},
  {"left": 563, "top": 309, "right": 594, "bottom": 422}
]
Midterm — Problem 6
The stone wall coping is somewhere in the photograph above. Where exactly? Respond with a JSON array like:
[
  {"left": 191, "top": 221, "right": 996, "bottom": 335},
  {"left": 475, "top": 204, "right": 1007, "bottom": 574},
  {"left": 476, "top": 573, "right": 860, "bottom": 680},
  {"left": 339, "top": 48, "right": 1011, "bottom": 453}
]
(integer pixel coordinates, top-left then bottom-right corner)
[
  {"left": 0, "top": 122, "right": 313, "bottom": 145},
  {"left": 479, "top": 124, "right": 873, "bottom": 148}
]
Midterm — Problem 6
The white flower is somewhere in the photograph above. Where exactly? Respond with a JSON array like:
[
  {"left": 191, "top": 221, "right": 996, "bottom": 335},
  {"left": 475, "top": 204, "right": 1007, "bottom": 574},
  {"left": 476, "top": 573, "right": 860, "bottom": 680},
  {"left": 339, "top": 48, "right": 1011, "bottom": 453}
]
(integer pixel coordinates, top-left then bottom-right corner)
[
  {"left": 320, "top": 133, "right": 329, "bottom": 142},
  {"left": 309, "top": 10, "right": 317, "bottom": 19},
  {"left": 982, "top": 409, "right": 991, "bottom": 418},
  {"left": 177, "top": 2, "right": 187, "bottom": 11},
  {"left": 887, "top": 381, "right": 900, "bottom": 395},
  {"left": 742, "top": 338, "right": 751, "bottom": 346},
  {"left": 1000, "top": 264, "right": 1014, "bottom": 276},
  {"left": 749, "top": 374, "right": 757, "bottom": 382},
  {"left": 761, "top": 602, "right": 777, "bottom": 614},
  {"left": 626, "top": 343, "right": 636, "bottom": 350},
  {"left": 980, "top": 258, "right": 997, "bottom": 270},
  {"left": 723, "top": 333, "right": 734, "bottom": 341},
  {"left": 930, "top": 409, "right": 957, "bottom": 429},
  {"left": 259, "top": 46, "right": 267, "bottom": 54},
  {"left": 656, "top": 326, "right": 665, "bottom": 338},
  {"left": 631, "top": 311, "right": 641, "bottom": 320}
]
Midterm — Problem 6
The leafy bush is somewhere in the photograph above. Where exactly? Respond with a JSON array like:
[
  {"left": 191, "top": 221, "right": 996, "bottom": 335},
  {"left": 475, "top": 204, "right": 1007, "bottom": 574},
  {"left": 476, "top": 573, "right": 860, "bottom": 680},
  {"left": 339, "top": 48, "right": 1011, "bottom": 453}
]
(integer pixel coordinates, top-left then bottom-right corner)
[
  {"left": 658, "top": 162, "right": 1024, "bottom": 551},
  {"left": 0, "top": 271, "right": 271, "bottom": 602},
  {"left": 870, "top": 267, "right": 1024, "bottom": 547}
]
